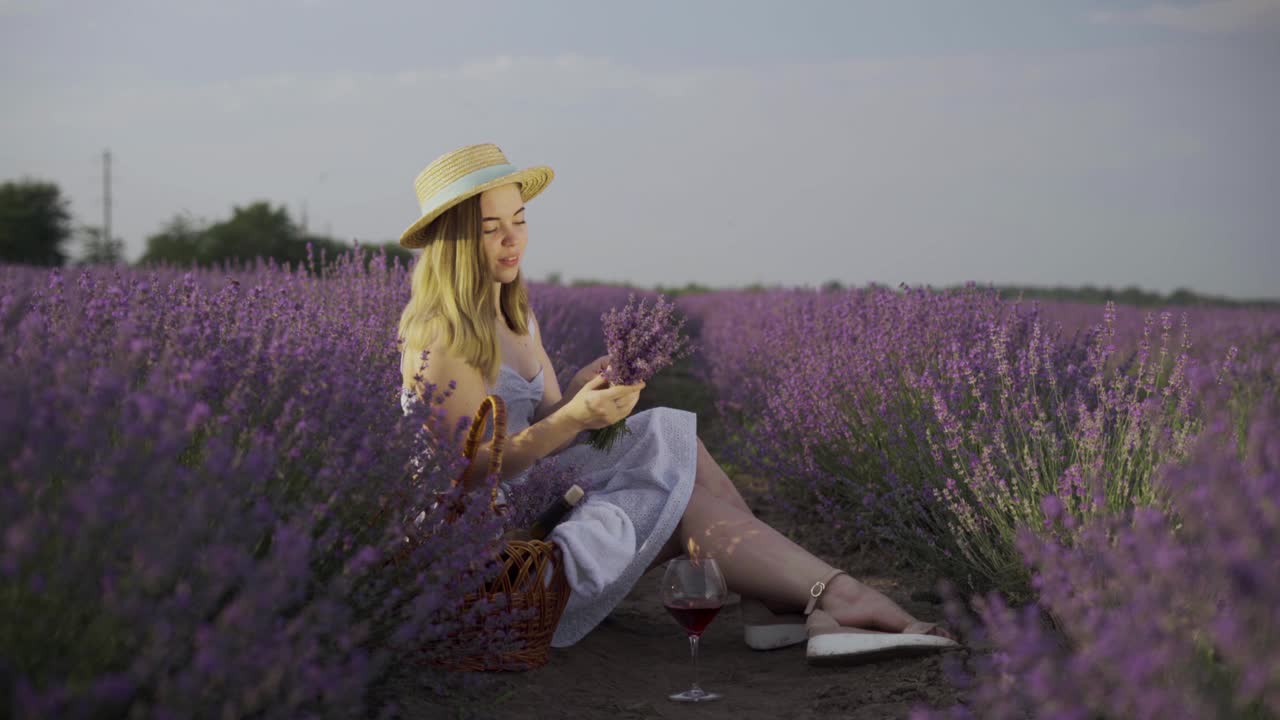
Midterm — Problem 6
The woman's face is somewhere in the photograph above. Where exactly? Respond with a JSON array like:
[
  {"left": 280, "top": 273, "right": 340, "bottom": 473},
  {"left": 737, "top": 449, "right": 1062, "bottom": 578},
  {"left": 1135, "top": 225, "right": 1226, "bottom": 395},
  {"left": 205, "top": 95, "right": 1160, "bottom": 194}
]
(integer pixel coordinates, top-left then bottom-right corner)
[{"left": 478, "top": 182, "right": 527, "bottom": 284}]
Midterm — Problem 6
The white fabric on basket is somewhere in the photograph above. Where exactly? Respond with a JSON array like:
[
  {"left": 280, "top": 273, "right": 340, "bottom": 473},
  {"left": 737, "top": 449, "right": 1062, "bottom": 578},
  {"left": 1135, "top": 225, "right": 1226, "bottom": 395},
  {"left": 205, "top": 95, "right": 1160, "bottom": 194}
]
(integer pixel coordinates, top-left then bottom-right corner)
[{"left": 548, "top": 497, "right": 637, "bottom": 596}]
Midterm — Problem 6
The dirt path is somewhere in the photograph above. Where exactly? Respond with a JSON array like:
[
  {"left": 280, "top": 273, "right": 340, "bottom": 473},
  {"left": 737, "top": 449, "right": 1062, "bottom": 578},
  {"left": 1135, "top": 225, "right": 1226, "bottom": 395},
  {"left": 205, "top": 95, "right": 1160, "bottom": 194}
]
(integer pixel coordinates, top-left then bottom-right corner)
[{"left": 389, "top": 478, "right": 965, "bottom": 719}]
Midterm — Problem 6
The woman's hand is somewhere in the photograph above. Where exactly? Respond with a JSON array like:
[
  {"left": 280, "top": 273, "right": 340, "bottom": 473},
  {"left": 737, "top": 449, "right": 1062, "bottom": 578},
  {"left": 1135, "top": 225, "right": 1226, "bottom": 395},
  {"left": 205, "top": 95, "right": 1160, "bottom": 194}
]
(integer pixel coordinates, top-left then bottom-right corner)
[
  {"left": 564, "top": 355, "right": 611, "bottom": 400},
  {"left": 566, "top": 374, "right": 645, "bottom": 431}
]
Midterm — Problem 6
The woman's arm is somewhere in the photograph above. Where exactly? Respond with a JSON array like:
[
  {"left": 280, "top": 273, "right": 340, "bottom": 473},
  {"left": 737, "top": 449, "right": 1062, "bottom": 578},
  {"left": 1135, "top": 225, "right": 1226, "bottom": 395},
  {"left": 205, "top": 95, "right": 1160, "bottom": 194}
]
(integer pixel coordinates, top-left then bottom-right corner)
[{"left": 479, "top": 405, "right": 582, "bottom": 481}]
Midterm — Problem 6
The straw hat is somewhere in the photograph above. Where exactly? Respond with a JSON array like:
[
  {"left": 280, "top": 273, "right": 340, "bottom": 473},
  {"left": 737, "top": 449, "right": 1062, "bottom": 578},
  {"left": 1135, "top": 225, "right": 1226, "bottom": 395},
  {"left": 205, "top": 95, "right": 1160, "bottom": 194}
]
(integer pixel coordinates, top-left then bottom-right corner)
[{"left": 399, "top": 143, "right": 554, "bottom": 249}]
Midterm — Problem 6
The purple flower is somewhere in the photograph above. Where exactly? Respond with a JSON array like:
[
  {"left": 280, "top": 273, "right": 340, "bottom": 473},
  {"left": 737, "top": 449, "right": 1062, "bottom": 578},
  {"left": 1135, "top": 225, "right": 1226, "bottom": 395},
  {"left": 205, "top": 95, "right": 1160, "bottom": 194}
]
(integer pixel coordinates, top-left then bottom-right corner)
[
  {"left": 600, "top": 292, "right": 693, "bottom": 386},
  {"left": 588, "top": 293, "right": 693, "bottom": 451},
  {"left": 1, "top": 250, "right": 524, "bottom": 716},
  {"left": 915, "top": 392, "right": 1280, "bottom": 719}
]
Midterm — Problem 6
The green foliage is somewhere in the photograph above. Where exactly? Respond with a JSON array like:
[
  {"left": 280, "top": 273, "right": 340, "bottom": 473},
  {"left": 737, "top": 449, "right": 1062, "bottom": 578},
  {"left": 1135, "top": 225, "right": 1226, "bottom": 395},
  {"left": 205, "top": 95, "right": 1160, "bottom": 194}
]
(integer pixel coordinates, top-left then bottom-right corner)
[
  {"left": 202, "top": 201, "right": 300, "bottom": 265},
  {"left": 569, "top": 276, "right": 640, "bottom": 289},
  {"left": 75, "top": 226, "right": 125, "bottom": 266},
  {"left": 652, "top": 281, "right": 716, "bottom": 298},
  {"left": 137, "top": 202, "right": 382, "bottom": 273},
  {"left": 140, "top": 213, "right": 207, "bottom": 267},
  {"left": 0, "top": 178, "right": 73, "bottom": 266}
]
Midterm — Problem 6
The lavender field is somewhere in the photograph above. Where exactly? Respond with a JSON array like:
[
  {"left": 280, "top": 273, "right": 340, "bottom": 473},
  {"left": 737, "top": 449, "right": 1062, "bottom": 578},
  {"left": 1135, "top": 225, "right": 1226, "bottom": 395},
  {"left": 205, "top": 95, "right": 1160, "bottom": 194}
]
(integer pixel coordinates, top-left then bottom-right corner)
[{"left": 3, "top": 247, "right": 1278, "bottom": 719}]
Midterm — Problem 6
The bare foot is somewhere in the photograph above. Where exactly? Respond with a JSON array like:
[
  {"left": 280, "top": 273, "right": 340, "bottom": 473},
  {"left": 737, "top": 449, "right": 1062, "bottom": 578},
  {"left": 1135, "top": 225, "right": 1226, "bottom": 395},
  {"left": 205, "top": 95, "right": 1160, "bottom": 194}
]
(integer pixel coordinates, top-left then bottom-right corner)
[{"left": 821, "top": 574, "right": 956, "bottom": 641}]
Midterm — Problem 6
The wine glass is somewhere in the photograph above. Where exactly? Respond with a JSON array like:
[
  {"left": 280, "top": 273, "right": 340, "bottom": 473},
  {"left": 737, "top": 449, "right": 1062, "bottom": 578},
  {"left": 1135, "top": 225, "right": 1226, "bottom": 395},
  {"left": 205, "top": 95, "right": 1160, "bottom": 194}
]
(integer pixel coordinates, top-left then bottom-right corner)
[{"left": 660, "top": 555, "right": 729, "bottom": 702}]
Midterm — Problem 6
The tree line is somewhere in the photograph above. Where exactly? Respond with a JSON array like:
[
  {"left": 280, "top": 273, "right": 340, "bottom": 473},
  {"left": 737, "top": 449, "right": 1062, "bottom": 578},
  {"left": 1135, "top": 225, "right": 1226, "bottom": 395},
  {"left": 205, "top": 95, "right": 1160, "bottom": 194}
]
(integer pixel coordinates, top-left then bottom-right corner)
[
  {"left": 3, "top": 177, "right": 1273, "bottom": 308},
  {"left": 0, "top": 178, "right": 413, "bottom": 272}
]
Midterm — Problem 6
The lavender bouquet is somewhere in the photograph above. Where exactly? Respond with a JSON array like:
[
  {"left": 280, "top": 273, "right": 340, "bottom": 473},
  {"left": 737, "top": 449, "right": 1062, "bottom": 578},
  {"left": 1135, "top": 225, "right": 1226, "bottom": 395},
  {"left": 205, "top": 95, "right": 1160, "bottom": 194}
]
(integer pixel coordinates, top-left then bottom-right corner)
[{"left": 588, "top": 293, "right": 693, "bottom": 452}]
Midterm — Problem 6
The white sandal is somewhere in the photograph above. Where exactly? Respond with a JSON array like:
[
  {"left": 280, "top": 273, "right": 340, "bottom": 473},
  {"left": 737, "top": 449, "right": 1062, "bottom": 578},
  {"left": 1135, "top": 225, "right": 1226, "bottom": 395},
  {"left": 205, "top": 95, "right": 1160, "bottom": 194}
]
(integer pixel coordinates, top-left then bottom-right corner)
[
  {"left": 741, "top": 597, "right": 808, "bottom": 650},
  {"left": 802, "top": 569, "right": 958, "bottom": 666}
]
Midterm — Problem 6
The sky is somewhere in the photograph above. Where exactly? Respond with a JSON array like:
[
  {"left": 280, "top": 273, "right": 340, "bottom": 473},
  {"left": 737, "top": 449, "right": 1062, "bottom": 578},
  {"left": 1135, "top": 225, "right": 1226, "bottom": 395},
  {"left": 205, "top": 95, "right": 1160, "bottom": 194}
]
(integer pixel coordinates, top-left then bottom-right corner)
[{"left": 2, "top": 0, "right": 1278, "bottom": 300}]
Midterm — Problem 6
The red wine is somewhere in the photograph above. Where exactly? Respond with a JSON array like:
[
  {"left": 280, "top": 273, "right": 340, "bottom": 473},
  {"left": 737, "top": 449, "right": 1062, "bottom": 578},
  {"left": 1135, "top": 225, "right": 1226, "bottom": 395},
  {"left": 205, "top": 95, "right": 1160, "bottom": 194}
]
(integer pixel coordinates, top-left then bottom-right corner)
[{"left": 664, "top": 599, "right": 722, "bottom": 637}]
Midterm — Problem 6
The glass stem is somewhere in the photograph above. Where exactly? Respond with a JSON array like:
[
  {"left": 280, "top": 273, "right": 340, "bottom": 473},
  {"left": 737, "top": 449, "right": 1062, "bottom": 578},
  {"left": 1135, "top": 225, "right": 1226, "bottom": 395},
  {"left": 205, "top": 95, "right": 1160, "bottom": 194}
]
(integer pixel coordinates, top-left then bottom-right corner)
[{"left": 688, "top": 633, "right": 701, "bottom": 691}]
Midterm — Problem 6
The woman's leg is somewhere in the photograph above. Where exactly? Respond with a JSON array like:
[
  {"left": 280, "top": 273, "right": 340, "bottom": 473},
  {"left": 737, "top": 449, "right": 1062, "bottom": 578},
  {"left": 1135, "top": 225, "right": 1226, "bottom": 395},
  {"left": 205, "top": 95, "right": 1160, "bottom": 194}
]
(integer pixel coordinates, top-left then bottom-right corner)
[
  {"left": 677, "top": 483, "right": 932, "bottom": 634},
  {"left": 691, "top": 436, "right": 755, "bottom": 515},
  {"left": 645, "top": 435, "right": 753, "bottom": 572},
  {"left": 650, "top": 437, "right": 934, "bottom": 635}
]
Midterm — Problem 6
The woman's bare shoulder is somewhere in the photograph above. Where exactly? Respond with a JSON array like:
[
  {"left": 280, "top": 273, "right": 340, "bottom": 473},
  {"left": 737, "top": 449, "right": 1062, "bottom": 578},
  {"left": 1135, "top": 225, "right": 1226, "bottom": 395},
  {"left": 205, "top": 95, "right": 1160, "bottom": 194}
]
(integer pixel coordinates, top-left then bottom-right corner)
[
  {"left": 401, "top": 317, "right": 468, "bottom": 389},
  {"left": 400, "top": 325, "right": 491, "bottom": 440}
]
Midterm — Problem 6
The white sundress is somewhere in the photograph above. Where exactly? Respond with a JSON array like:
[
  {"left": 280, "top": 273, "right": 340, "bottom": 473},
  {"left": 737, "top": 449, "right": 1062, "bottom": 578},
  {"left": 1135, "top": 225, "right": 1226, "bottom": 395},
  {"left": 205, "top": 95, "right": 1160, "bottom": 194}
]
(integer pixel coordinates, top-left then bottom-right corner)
[{"left": 398, "top": 319, "right": 698, "bottom": 647}]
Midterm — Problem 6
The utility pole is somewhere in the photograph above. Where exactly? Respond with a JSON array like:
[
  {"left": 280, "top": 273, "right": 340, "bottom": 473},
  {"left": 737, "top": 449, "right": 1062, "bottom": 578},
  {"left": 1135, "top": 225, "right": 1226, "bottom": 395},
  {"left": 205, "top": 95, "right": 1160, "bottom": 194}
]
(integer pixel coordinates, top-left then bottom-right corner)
[{"left": 103, "top": 149, "right": 112, "bottom": 248}]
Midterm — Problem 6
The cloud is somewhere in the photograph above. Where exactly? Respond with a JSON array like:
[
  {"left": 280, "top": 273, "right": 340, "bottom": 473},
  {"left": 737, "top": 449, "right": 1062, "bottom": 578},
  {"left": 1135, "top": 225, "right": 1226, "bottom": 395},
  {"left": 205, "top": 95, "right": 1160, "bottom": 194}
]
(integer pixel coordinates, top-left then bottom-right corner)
[{"left": 1090, "top": 0, "right": 1280, "bottom": 33}]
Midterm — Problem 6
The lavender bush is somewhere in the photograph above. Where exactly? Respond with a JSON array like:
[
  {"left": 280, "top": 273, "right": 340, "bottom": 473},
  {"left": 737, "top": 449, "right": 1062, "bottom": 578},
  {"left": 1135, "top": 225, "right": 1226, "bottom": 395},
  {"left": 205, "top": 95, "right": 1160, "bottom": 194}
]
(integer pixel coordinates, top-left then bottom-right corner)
[
  {"left": 5, "top": 248, "right": 1274, "bottom": 716},
  {"left": 697, "top": 284, "right": 1232, "bottom": 598},
  {"left": 1, "top": 246, "right": 526, "bottom": 717},
  {"left": 913, "top": 386, "right": 1280, "bottom": 720},
  {"left": 887, "top": 296, "right": 1207, "bottom": 596}
]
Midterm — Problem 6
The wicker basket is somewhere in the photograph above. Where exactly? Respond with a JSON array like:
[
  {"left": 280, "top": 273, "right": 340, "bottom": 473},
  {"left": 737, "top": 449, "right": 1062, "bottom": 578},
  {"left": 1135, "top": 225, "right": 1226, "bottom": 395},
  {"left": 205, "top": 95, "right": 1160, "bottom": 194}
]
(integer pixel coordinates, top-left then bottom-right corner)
[{"left": 412, "top": 394, "right": 572, "bottom": 672}]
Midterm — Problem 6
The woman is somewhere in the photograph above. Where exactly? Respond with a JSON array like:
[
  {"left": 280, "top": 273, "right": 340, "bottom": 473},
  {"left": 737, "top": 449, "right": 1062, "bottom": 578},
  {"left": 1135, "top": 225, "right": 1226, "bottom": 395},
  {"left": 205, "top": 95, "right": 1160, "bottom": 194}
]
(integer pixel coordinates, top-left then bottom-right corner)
[{"left": 397, "top": 143, "right": 957, "bottom": 663}]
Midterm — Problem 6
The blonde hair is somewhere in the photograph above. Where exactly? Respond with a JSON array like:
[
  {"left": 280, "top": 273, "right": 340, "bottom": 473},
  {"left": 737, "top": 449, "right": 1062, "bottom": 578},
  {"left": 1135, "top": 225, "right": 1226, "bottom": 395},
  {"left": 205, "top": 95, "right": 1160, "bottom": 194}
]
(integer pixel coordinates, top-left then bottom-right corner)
[{"left": 397, "top": 192, "right": 532, "bottom": 392}]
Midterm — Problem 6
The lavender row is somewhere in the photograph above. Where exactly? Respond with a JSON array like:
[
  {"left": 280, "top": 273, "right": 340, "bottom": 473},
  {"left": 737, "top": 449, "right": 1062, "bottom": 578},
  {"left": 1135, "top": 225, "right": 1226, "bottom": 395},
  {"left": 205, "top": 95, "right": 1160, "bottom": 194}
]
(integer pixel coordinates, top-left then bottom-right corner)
[
  {"left": 912, "top": 388, "right": 1280, "bottom": 719},
  {"left": 689, "top": 283, "right": 1272, "bottom": 600},
  {"left": 688, "top": 282, "right": 1277, "bottom": 715},
  {"left": 5, "top": 256, "right": 1274, "bottom": 715},
  {"left": 1, "top": 247, "right": 528, "bottom": 718}
]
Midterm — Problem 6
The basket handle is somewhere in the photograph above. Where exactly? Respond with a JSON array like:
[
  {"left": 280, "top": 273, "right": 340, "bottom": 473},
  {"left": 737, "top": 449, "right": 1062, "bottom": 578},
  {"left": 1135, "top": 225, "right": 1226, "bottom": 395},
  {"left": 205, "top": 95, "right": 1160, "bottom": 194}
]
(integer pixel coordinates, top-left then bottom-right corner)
[{"left": 453, "top": 394, "right": 507, "bottom": 509}]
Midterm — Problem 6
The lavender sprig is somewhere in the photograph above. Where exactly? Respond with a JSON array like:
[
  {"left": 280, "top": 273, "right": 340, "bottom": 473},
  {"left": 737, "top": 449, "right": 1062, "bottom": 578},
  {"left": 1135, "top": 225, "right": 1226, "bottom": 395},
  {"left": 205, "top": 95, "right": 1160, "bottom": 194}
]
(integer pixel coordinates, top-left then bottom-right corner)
[{"left": 588, "top": 293, "right": 692, "bottom": 452}]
